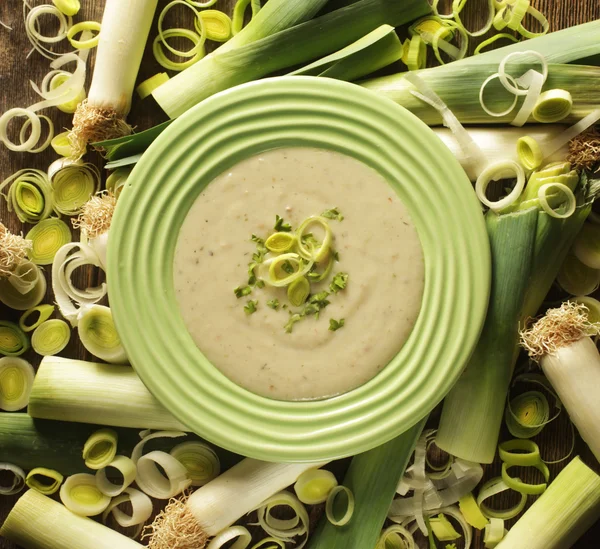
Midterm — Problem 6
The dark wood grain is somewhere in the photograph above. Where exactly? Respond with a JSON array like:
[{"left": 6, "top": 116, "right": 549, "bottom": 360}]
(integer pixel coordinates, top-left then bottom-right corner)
[{"left": 1, "top": 1, "right": 599, "bottom": 548}]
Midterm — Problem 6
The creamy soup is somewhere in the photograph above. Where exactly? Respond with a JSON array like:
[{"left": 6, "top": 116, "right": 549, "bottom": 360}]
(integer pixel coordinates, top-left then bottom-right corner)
[{"left": 173, "top": 147, "right": 424, "bottom": 401}]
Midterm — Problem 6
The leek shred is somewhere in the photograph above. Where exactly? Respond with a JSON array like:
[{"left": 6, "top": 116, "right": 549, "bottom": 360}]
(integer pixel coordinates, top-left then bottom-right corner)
[
  {"left": 0, "top": 357, "right": 34, "bottom": 411},
  {"left": 135, "top": 450, "right": 192, "bottom": 499},
  {"left": 206, "top": 526, "right": 252, "bottom": 549},
  {"left": 26, "top": 218, "right": 72, "bottom": 266},
  {"left": 136, "top": 73, "right": 170, "bottom": 100},
  {"left": 0, "top": 323, "right": 30, "bottom": 358},
  {"left": 25, "top": 467, "right": 64, "bottom": 495},
  {"left": 0, "top": 490, "right": 144, "bottom": 548},
  {"left": 496, "top": 457, "right": 600, "bottom": 548},
  {"left": 294, "top": 468, "right": 338, "bottom": 505},
  {"left": 20, "top": 304, "right": 55, "bottom": 332},
  {"left": 31, "top": 319, "right": 71, "bottom": 356},
  {"left": 153, "top": 29, "right": 206, "bottom": 71},
  {"left": 477, "top": 477, "right": 527, "bottom": 520},
  {"left": 83, "top": 428, "right": 119, "bottom": 470}
]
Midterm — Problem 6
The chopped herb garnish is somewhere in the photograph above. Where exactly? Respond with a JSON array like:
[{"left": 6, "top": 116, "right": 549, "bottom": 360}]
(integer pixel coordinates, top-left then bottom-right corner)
[
  {"left": 281, "top": 260, "right": 295, "bottom": 274},
  {"left": 267, "top": 299, "right": 280, "bottom": 310},
  {"left": 333, "top": 250, "right": 340, "bottom": 261},
  {"left": 284, "top": 313, "right": 303, "bottom": 333},
  {"left": 255, "top": 279, "right": 265, "bottom": 289},
  {"left": 244, "top": 300, "right": 258, "bottom": 315},
  {"left": 274, "top": 215, "right": 292, "bottom": 232},
  {"left": 251, "top": 234, "right": 264, "bottom": 245},
  {"left": 329, "top": 318, "right": 345, "bottom": 331},
  {"left": 329, "top": 272, "right": 349, "bottom": 293},
  {"left": 321, "top": 207, "right": 344, "bottom": 221},
  {"left": 301, "top": 232, "right": 319, "bottom": 247},
  {"left": 234, "top": 286, "right": 252, "bottom": 298}
]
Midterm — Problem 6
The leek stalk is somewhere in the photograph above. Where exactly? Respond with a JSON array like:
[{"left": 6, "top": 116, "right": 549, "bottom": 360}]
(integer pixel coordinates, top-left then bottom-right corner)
[
  {"left": 153, "top": 0, "right": 432, "bottom": 118},
  {"left": 70, "top": 0, "right": 159, "bottom": 154},
  {"left": 307, "top": 419, "right": 426, "bottom": 549},
  {"left": 0, "top": 489, "right": 143, "bottom": 549},
  {"left": 28, "top": 356, "right": 188, "bottom": 431},
  {"left": 437, "top": 183, "right": 594, "bottom": 463},
  {"left": 496, "top": 457, "right": 600, "bottom": 549},
  {"left": 362, "top": 63, "right": 600, "bottom": 126}
]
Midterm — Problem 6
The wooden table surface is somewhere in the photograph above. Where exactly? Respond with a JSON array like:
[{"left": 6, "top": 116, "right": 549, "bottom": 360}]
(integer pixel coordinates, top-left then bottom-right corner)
[{"left": 1, "top": 1, "right": 599, "bottom": 548}]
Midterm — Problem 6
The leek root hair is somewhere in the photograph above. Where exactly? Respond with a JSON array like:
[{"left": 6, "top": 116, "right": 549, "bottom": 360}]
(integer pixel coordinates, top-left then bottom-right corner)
[
  {"left": 144, "top": 493, "right": 208, "bottom": 549},
  {"left": 520, "top": 302, "right": 600, "bottom": 358},
  {"left": 70, "top": 100, "right": 133, "bottom": 158},
  {"left": 569, "top": 126, "right": 600, "bottom": 171},
  {"left": 72, "top": 191, "right": 116, "bottom": 238},
  {"left": 0, "top": 223, "right": 32, "bottom": 278}
]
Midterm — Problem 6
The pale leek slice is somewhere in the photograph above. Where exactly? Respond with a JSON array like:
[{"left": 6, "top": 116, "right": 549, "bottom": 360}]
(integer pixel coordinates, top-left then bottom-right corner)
[
  {"left": 96, "top": 455, "right": 137, "bottom": 496},
  {"left": 557, "top": 254, "right": 600, "bottom": 296},
  {"left": 207, "top": 526, "right": 252, "bottom": 549},
  {"left": 26, "top": 467, "right": 64, "bottom": 495},
  {"left": 296, "top": 216, "right": 332, "bottom": 262},
  {"left": 572, "top": 296, "right": 600, "bottom": 324},
  {"left": 77, "top": 305, "right": 128, "bottom": 363},
  {"left": 0, "top": 323, "right": 30, "bottom": 358},
  {"left": 505, "top": 388, "right": 558, "bottom": 439},
  {"left": 476, "top": 477, "right": 527, "bottom": 520},
  {"left": 501, "top": 461, "right": 549, "bottom": 495},
  {"left": 254, "top": 491, "right": 310, "bottom": 548},
  {"left": 83, "top": 428, "right": 118, "bottom": 469},
  {"left": 0, "top": 169, "right": 54, "bottom": 224},
  {"left": 67, "top": 21, "right": 101, "bottom": 49},
  {"left": 26, "top": 219, "right": 72, "bottom": 266},
  {"left": 532, "top": 90, "right": 573, "bottom": 123},
  {"left": 49, "top": 160, "right": 100, "bottom": 216},
  {"left": 158, "top": 0, "right": 205, "bottom": 56},
  {"left": 136, "top": 450, "right": 192, "bottom": 499},
  {"left": 52, "top": 0, "right": 80, "bottom": 17},
  {"left": 102, "top": 487, "right": 153, "bottom": 539},
  {"left": 0, "top": 263, "right": 46, "bottom": 311},
  {"left": 20, "top": 304, "right": 55, "bottom": 332},
  {"left": 197, "top": 10, "right": 233, "bottom": 42},
  {"left": 452, "top": 0, "right": 494, "bottom": 37},
  {"left": 250, "top": 539, "right": 285, "bottom": 549},
  {"left": 475, "top": 161, "right": 525, "bottom": 211},
  {"left": 483, "top": 518, "right": 505, "bottom": 548},
  {"left": 294, "top": 468, "right": 338, "bottom": 505},
  {"left": 498, "top": 439, "right": 542, "bottom": 466},
  {"left": 132, "top": 429, "right": 187, "bottom": 463},
  {"left": 325, "top": 485, "right": 355, "bottom": 526},
  {"left": 24, "top": 4, "right": 73, "bottom": 60},
  {"left": 458, "top": 493, "right": 488, "bottom": 530},
  {"left": 0, "top": 463, "right": 26, "bottom": 495},
  {"left": 537, "top": 183, "right": 576, "bottom": 219},
  {"left": 60, "top": 473, "right": 111, "bottom": 516},
  {"left": 170, "top": 441, "right": 220, "bottom": 487},
  {"left": 31, "top": 319, "right": 71, "bottom": 356},
  {"left": 106, "top": 169, "right": 131, "bottom": 198},
  {"left": 517, "top": 136, "right": 543, "bottom": 170},
  {"left": 51, "top": 131, "right": 76, "bottom": 156}
]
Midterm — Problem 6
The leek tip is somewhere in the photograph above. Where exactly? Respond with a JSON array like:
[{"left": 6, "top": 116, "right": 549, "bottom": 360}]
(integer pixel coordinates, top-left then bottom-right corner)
[{"left": 520, "top": 302, "right": 600, "bottom": 359}]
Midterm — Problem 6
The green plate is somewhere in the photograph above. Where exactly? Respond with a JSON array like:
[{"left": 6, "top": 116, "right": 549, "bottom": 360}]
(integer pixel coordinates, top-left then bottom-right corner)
[{"left": 108, "top": 76, "right": 490, "bottom": 462}]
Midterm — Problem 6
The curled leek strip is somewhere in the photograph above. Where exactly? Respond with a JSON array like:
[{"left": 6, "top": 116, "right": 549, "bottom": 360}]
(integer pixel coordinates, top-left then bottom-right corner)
[
  {"left": 49, "top": 160, "right": 100, "bottom": 216},
  {"left": 60, "top": 473, "right": 111, "bottom": 516},
  {"left": 452, "top": 0, "right": 495, "bottom": 37},
  {"left": 232, "top": 0, "right": 262, "bottom": 35},
  {"left": 196, "top": 10, "right": 233, "bottom": 42},
  {"left": 557, "top": 254, "right": 600, "bottom": 296},
  {"left": 102, "top": 487, "right": 153, "bottom": 539},
  {"left": 186, "top": 0, "right": 218, "bottom": 6},
  {"left": 458, "top": 493, "right": 489, "bottom": 530},
  {"left": 532, "top": 90, "right": 573, "bottom": 123},
  {"left": 0, "top": 263, "right": 46, "bottom": 311},
  {"left": 83, "top": 428, "right": 119, "bottom": 470},
  {"left": 0, "top": 323, "right": 30, "bottom": 358},
  {"left": 26, "top": 219, "right": 72, "bottom": 266},
  {"left": 77, "top": 305, "right": 128, "bottom": 364},
  {"left": 51, "top": 131, "right": 75, "bottom": 156},
  {"left": 136, "top": 73, "right": 170, "bottom": 100},
  {"left": 498, "top": 50, "right": 548, "bottom": 97},
  {"left": 0, "top": 464, "right": 26, "bottom": 495},
  {"left": 432, "top": 507, "right": 473, "bottom": 547},
  {"left": 423, "top": 22, "right": 468, "bottom": 64},
  {"left": 538, "top": 183, "right": 576, "bottom": 219},
  {"left": 505, "top": 391, "right": 554, "bottom": 439},
  {"left": 96, "top": 455, "right": 137, "bottom": 496},
  {"left": 296, "top": 216, "right": 332, "bottom": 262},
  {"left": 517, "top": 136, "right": 543, "bottom": 170},
  {"left": 169, "top": 441, "right": 220, "bottom": 487},
  {"left": 403, "top": 35, "right": 427, "bottom": 71},
  {"left": 262, "top": 254, "right": 313, "bottom": 288},
  {"left": 26, "top": 467, "right": 64, "bottom": 495},
  {"left": 325, "top": 485, "right": 355, "bottom": 526},
  {"left": 429, "top": 513, "right": 461, "bottom": 540},
  {"left": 20, "top": 304, "right": 55, "bottom": 332},
  {"left": 474, "top": 33, "right": 518, "bottom": 55},
  {"left": 479, "top": 73, "right": 519, "bottom": 118},
  {"left": 0, "top": 169, "right": 54, "bottom": 224},
  {"left": 158, "top": 1, "right": 205, "bottom": 57},
  {"left": 24, "top": 4, "right": 73, "bottom": 60},
  {"left": 52, "top": 243, "right": 106, "bottom": 326},
  {"left": 294, "top": 469, "right": 338, "bottom": 505},
  {"left": 475, "top": 160, "right": 525, "bottom": 211},
  {"left": 132, "top": 429, "right": 188, "bottom": 463},
  {"left": 207, "top": 526, "right": 252, "bottom": 549},
  {"left": 0, "top": 108, "right": 43, "bottom": 153},
  {"left": 52, "top": 0, "right": 81, "bottom": 17},
  {"left": 498, "top": 439, "right": 542, "bottom": 466},
  {"left": 254, "top": 491, "right": 309, "bottom": 544},
  {"left": 32, "top": 319, "right": 71, "bottom": 356},
  {"left": 0, "top": 358, "right": 34, "bottom": 411},
  {"left": 265, "top": 232, "right": 296, "bottom": 254},
  {"left": 136, "top": 450, "right": 191, "bottom": 499},
  {"left": 376, "top": 525, "right": 416, "bottom": 549},
  {"left": 250, "top": 539, "right": 285, "bottom": 549},
  {"left": 483, "top": 518, "right": 506, "bottom": 548},
  {"left": 153, "top": 29, "right": 206, "bottom": 71},
  {"left": 19, "top": 115, "right": 54, "bottom": 154},
  {"left": 49, "top": 72, "right": 86, "bottom": 113},
  {"left": 510, "top": 69, "right": 545, "bottom": 127},
  {"left": 517, "top": 6, "right": 549, "bottom": 39},
  {"left": 501, "top": 461, "right": 549, "bottom": 495},
  {"left": 67, "top": 21, "right": 101, "bottom": 49}
]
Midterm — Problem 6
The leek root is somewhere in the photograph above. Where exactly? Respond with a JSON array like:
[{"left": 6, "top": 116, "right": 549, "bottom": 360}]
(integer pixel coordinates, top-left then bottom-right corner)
[{"left": 520, "top": 302, "right": 600, "bottom": 463}]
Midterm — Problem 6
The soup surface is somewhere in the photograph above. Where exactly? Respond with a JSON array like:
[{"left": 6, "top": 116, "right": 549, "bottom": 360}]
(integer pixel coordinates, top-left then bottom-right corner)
[{"left": 173, "top": 147, "right": 424, "bottom": 400}]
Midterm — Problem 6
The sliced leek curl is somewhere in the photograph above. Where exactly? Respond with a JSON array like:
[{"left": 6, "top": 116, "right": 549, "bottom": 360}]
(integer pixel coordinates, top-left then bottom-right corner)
[
  {"left": 49, "top": 159, "right": 100, "bottom": 216},
  {"left": 207, "top": 526, "right": 252, "bottom": 549},
  {"left": 102, "top": 487, "right": 153, "bottom": 539},
  {"left": 60, "top": 473, "right": 111, "bottom": 516},
  {"left": 51, "top": 131, "right": 76, "bottom": 156},
  {"left": 325, "top": 485, "right": 355, "bottom": 526},
  {"left": 169, "top": 441, "right": 220, "bottom": 487},
  {"left": 0, "top": 323, "right": 30, "bottom": 358},
  {"left": 0, "top": 464, "right": 26, "bottom": 495},
  {"left": 0, "top": 169, "right": 54, "bottom": 224},
  {"left": 20, "top": 304, "right": 55, "bottom": 332},
  {"left": 475, "top": 161, "right": 525, "bottom": 211},
  {"left": 66, "top": 21, "right": 101, "bottom": 49},
  {"left": 253, "top": 491, "right": 310, "bottom": 548},
  {"left": 77, "top": 305, "right": 128, "bottom": 364},
  {"left": 83, "top": 428, "right": 118, "bottom": 470},
  {"left": 26, "top": 219, "right": 72, "bottom": 266},
  {"left": 31, "top": 319, "right": 71, "bottom": 356},
  {"left": 26, "top": 467, "right": 64, "bottom": 495},
  {"left": 476, "top": 477, "right": 527, "bottom": 520},
  {"left": 136, "top": 450, "right": 191, "bottom": 499},
  {"left": 96, "top": 455, "right": 137, "bottom": 497}
]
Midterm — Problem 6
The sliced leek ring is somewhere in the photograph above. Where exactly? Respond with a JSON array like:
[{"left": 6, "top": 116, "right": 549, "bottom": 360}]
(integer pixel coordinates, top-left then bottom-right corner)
[
  {"left": 60, "top": 473, "right": 111, "bottom": 516},
  {"left": 31, "top": 319, "right": 71, "bottom": 356},
  {"left": 26, "top": 219, "right": 72, "bottom": 266},
  {"left": 26, "top": 467, "right": 64, "bottom": 495}
]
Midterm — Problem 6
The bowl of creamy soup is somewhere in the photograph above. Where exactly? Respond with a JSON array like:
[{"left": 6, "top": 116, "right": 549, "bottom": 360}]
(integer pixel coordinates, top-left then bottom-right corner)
[{"left": 108, "top": 76, "right": 490, "bottom": 462}]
